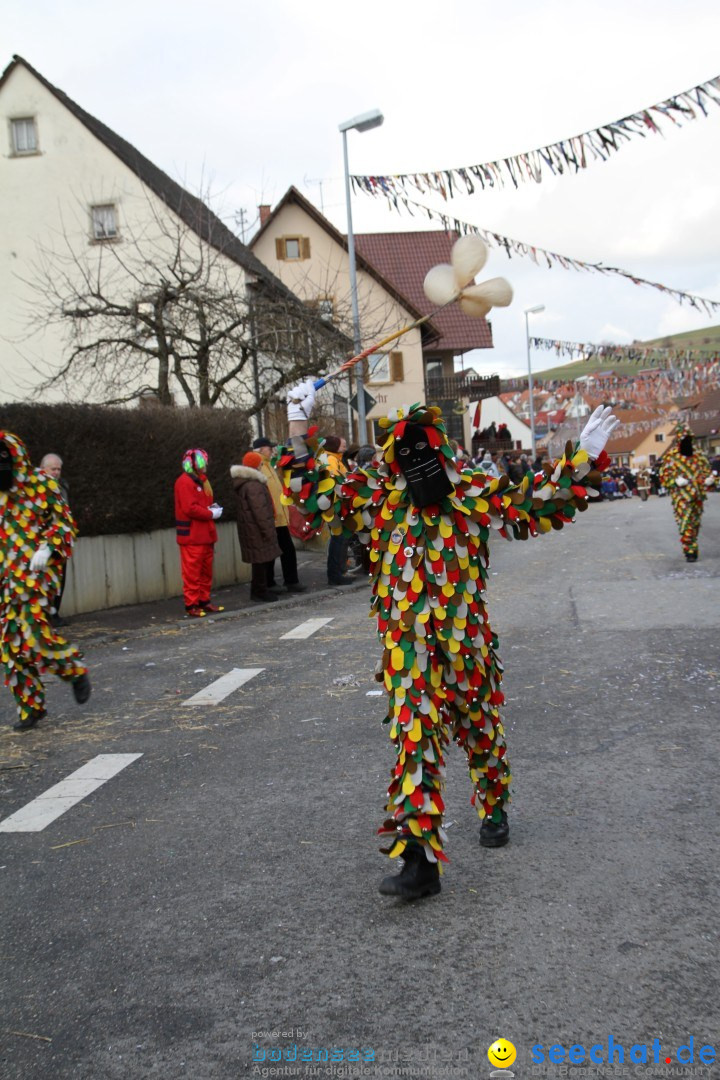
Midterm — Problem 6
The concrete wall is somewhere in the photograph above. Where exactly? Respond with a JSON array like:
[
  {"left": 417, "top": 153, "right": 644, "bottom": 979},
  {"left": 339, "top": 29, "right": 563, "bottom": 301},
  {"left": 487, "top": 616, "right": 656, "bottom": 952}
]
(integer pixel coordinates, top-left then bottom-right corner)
[
  {"left": 60, "top": 522, "right": 326, "bottom": 616},
  {"left": 61, "top": 522, "right": 251, "bottom": 616}
]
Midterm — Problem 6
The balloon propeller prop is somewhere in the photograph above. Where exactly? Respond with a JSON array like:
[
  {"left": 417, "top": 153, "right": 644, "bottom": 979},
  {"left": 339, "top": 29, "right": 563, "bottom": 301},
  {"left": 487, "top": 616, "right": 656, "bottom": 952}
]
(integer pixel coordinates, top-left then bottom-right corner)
[{"left": 308, "top": 236, "right": 512, "bottom": 391}]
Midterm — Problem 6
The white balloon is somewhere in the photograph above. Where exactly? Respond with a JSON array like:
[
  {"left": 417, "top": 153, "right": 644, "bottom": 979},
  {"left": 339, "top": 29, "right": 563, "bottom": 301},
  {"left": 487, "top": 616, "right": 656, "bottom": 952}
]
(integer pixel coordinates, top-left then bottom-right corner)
[
  {"left": 461, "top": 277, "right": 513, "bottom": 309},
  {"left": 451, "top": 235, "right": 488, "bottom": 289},
  {"left": 423, "top": 264, "right": 458, "bottom": 306},
  {"left": 459, "top": 295, "right": 492, "bottom": 319}
]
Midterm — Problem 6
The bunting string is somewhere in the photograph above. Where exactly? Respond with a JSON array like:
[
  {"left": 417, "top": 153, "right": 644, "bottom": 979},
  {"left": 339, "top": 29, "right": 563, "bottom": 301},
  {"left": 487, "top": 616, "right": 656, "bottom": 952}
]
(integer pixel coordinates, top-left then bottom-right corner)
[
  {"left": 529, "top": 336, "right": 720, "bottom": 364},
  {"left": 351, "top": 74, "right": 720, "bottom": 197},
  {"left": 367, "top": 195, "right": 720, "bottom": 315}
]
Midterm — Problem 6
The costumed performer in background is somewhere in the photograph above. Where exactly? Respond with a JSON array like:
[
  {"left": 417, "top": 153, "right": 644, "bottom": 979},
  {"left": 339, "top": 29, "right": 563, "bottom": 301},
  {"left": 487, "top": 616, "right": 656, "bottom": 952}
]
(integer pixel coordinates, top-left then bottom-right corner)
[
  {"left": 657, "top": 420, "right": 715, "bottom": 562},
  {"left": 0, "top": 432, "right": 90, "bottom": 731},
  {"left": 280, "top": 381, "right": 618, "bottom": 900},
  {"left": 174, "top": 448, "right": 224, "bottom": 617}
]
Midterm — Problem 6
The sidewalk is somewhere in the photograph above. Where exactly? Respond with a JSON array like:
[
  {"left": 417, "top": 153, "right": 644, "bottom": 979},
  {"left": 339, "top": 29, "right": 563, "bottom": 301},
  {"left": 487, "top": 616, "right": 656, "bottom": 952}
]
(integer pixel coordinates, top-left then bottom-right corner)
[{"left": 65, "top": 548, "right": 367, "bottom": 646}]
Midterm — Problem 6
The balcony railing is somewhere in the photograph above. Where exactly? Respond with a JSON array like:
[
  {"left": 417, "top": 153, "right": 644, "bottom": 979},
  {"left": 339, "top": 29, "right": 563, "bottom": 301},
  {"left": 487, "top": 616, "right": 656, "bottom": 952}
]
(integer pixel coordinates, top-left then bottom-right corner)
[{"left": 426, "top": 373, "right": 500, "bottom": 401}]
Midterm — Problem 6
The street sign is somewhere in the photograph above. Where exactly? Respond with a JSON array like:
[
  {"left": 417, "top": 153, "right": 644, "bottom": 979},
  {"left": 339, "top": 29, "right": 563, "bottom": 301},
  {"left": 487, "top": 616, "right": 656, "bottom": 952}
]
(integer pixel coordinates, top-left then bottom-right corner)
[{"left": 349, "top": 389, "right": 377, "bottom": 415}]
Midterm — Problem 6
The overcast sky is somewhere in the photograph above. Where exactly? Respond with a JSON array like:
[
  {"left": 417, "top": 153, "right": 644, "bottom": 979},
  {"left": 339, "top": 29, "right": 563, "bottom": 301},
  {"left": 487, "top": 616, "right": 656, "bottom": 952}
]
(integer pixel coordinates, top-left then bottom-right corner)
[{"left": 6, "top": 0, "right": 720, "bottom": 378}]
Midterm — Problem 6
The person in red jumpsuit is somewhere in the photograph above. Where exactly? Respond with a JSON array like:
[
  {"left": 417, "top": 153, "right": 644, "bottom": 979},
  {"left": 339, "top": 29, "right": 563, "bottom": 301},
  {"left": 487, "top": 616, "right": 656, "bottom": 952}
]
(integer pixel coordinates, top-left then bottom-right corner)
[{"left": 174, "top": 448, "right": 224, "bottom": 617}]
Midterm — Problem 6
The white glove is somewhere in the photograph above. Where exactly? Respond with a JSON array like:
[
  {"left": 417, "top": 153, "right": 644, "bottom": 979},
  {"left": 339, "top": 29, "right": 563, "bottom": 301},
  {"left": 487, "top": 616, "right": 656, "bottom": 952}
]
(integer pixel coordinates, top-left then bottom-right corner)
[
  {"left": 704, "top": 476, "right": 714, "bottom": 487},
  {"left": 210, "top": 506, "right": 223, "bottom": 520},
  {"left": 287, "top": 380, "right": 316, "bottom": 424},
  {"left": 579, "top": 405, "right": 620, "bottom": 459},
  {"left": 30, "top": 544, "right": 51, "bottom": 571},
  {"left": 675, "top": 477, "right": 689, "bottom": 488}
]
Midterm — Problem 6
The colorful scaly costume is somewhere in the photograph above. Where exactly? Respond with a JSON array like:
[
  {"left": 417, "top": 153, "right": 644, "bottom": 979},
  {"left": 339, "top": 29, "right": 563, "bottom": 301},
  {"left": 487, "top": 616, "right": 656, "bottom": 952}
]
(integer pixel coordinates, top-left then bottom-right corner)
[
  {"left": 281, "top": 396, "right": 616, "bottom": 899},
  {"left": 657, "top": 421, "right": 714, "bottom": 562},
  {"left": 0, "top": 432, "right": 89, "bottom": 731}
]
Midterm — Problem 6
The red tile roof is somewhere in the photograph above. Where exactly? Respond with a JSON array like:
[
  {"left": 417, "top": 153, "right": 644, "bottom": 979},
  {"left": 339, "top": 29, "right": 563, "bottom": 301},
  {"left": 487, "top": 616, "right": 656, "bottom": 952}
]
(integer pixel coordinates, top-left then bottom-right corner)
[{"left": 355, "top": 231, "right": 493, "bottom": 353}]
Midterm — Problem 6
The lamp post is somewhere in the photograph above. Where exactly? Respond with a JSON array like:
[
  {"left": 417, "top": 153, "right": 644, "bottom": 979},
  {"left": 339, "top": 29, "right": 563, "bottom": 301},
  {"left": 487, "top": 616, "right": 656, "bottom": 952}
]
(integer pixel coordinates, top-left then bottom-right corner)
[
  {"left": 524, "top": 304, "right": 544, "bottom": 460},
  {"left": 339, "top": 108, "right": 384, "bottom": 442}
]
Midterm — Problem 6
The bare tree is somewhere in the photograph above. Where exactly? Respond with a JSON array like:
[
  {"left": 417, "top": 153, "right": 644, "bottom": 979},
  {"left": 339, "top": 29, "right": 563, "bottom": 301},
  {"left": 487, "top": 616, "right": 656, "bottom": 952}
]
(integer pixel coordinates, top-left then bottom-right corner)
[{"left": 21, "top": 191, "right": 349, "bottom": 414}]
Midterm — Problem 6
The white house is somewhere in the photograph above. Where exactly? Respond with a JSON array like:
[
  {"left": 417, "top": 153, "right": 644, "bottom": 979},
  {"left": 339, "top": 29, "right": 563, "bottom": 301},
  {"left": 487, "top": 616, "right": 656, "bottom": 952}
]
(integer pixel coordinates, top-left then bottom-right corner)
[{"left": 0, "top": 55, "right": 321, "bottom": 410}]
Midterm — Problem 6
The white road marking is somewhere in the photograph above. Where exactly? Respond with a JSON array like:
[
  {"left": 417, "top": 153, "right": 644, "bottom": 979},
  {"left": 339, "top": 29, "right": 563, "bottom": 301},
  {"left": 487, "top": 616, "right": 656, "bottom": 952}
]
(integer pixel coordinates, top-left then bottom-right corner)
[
  {"left": 0, "top": 754, "right": 142, "bottom": 833},
  {"left": 182, "top": 667, "right": 264, "bottom": 705},
  {"left": 280, "top": 618, "right": 333, "bottom": 640}
]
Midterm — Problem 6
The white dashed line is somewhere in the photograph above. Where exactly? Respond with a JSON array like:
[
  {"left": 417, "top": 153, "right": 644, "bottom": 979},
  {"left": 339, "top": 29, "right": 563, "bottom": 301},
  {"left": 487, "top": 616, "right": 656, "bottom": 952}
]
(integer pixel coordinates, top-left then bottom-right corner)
[
  {"left": 280, "top": 618, "right": 334, "bottom": 640},
  {"left": 182, "top": 667, "right": 265, "bottom": 705},
  {"left": 0, "top": 754, "right": 143, "bottom": 833}
]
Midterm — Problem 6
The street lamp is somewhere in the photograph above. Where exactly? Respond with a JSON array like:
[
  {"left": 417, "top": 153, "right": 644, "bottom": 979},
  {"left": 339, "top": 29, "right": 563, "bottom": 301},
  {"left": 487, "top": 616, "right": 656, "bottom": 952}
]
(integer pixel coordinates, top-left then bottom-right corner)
[
  {"left": 524, "top": 304, "right": 545, "bottom": 460},
  {"left": 339, "top": 108, "right": 384, "bottom": 442}
]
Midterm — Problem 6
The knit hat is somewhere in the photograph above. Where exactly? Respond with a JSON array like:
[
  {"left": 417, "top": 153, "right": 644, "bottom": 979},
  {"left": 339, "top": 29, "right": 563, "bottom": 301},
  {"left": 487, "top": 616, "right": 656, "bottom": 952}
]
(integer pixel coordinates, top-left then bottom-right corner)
[
  {"left": 252, "top": 436, "right": 276, "bottom": 449},
  {"left": 243, "top": 451, "right": 263, "bottom": 469},
  {"left": 324, "top": 435, "right": 342, "bottom": 453}
]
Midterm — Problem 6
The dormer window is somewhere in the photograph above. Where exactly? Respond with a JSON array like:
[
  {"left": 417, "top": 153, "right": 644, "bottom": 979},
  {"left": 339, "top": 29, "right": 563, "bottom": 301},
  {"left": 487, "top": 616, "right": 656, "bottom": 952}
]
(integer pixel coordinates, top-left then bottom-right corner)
[
  {"left": 91, "top": 204, "right": 118, "bottom": 241},
  {"left": 275, "top": 236, "right": 311, "bottom": 261},
  {"left": 10, "top": 117, "right": 38, "bottom": 155}
]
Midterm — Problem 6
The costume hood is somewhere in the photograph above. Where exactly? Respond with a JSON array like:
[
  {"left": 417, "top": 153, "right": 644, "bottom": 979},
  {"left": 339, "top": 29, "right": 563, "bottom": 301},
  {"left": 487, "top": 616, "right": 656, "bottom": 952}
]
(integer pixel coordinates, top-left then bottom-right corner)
[
  {"left": 0, "top": 430, "right": 32, "bottom": 490},
  {"left": 377, "top": 404, "right": 457, "bottom": 506}
]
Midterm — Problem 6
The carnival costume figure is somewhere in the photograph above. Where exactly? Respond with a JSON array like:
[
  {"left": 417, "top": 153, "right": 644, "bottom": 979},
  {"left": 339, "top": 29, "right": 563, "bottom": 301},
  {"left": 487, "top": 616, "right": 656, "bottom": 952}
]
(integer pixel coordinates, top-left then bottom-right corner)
[
  {"left": 657, "top": 421, "right": 715, "bottom": 562},
  {"left": 280, "top": 382, "right": 618, "bottom": 899},
  {"left": 0, "top": 432, "right": 90, "bottom": 731},
  {"left": 174, "top": 448, "right": 224, "bottom": 617}
]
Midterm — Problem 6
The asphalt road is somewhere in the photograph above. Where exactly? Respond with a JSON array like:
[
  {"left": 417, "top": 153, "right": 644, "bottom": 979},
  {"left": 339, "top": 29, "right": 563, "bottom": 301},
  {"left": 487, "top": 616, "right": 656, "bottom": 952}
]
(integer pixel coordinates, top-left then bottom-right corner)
[{"left": 1, "top": 494, "right": 719, "bottom": 1080}]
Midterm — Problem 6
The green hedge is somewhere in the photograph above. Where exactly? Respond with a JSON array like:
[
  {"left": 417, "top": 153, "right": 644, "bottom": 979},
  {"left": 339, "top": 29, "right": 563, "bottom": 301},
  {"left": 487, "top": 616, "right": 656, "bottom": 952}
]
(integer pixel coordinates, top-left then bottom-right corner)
[{"left": 0, "top": 403, "right": 252, "bottom": 537}]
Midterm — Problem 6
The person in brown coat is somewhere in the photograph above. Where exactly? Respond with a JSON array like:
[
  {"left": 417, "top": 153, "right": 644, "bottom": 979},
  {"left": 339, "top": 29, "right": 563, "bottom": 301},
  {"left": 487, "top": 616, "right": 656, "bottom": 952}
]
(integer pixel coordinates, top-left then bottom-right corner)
[{"left": 230, "top": 452, "right": 282, "bottom": 603}]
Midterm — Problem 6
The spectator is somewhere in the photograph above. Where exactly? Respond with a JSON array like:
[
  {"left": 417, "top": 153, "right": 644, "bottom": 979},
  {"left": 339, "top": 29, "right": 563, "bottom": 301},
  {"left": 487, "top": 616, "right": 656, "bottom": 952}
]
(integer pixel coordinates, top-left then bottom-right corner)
[
  {"left": 506, "top": 454, "right": 524, "bottom": 485},
  {"left": 478, "top": 451, "right": 501, "bottom": 479},
  {"left": 343, "top": 445, "right": 359, "bottom": 471},
  {"left": 637, "top": 467, "right": 652, "bottom": 501},
  {"left": 252, "top": 436, "right": 306, "bottom": 595},
  {"left": 355, "top": 445, "right": 378, "bottom": 469},
  {"left": 39, "top": 453, "right": 71, "bottom": 627},
  {"left": 323, "top": 435, "right": 353, "bottom": 586},
  {"left": 230, "top": 451, "right": 282, "bottom": 602},
  {"left": 174, "top": 448, "right": 224, "bottom": 618}
]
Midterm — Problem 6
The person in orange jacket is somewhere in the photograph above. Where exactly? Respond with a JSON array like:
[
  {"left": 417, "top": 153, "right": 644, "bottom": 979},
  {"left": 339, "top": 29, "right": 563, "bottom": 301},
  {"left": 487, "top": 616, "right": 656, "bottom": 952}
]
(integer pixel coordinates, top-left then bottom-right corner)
[{"left": 174, "top": 448, "right": 224, "bottom": 617}]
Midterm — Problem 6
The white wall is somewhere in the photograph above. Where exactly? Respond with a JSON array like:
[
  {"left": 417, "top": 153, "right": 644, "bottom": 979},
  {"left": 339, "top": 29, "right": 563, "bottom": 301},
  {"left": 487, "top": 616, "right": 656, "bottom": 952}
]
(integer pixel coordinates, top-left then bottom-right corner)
[{"left": 0, "top": 64, "right": 249, "bottom": 405}]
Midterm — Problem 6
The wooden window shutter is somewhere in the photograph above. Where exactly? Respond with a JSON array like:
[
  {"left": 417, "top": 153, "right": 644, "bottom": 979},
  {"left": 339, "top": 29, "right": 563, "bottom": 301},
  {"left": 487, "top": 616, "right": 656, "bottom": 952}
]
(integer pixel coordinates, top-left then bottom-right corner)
[
  {"left": 301, "top": 237, "right": 311, "bottom": 259},
  {"left": 390, "top": 351, "right": 404, "bottom": 381},
  {"left": 275, "top": 238, "right": 285, "bottom": 260}
]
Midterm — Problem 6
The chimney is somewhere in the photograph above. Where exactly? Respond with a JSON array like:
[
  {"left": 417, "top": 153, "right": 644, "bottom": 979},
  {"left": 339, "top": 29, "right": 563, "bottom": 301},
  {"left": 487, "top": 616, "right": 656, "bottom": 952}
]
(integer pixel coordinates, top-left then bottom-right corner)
[{"left": 259, "top": 204, "right": 271, "bottom": 227}]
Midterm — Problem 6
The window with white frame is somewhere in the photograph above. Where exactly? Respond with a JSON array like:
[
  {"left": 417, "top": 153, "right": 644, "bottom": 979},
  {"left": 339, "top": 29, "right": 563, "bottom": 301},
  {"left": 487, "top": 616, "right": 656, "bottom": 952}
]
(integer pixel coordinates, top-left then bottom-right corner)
[
  {"left": 91, "top": 204, "right": 118, "bottom": 241},
  {"left": 367, "top": 352, "right": 390, "bottom": 382},
  {"left": 11, "top": 117, "right": 38, "bottom": 154}
]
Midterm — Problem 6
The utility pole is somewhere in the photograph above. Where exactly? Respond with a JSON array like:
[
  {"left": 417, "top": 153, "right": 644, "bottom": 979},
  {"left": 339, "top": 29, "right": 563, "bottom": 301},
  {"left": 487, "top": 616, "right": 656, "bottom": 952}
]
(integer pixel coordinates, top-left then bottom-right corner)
[{"left": 235, "top": 208, "right": 248, "bottom": 242}]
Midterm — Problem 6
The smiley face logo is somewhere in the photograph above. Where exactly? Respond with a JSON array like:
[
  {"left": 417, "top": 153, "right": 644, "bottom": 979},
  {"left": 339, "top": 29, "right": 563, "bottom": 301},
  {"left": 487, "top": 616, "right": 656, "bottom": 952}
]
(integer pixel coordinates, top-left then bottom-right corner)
[{"left": 487, "top": 1039, "right": 516, "bottom": 1069}]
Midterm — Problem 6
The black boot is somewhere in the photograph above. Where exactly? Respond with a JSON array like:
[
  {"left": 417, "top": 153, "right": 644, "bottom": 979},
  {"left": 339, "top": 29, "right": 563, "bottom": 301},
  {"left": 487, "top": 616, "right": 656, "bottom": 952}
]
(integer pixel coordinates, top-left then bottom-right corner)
[
  {"left": 480, "top": 810, "right": 509, "bottom": 848},
  {"left": 72, "top": 673, "right": 92, "bottom": 704},
  {"left": 13, "top": 708, "right": 47, "bottom": 732},
  {"left": 685, "top": 551, "right": 698, "bottom": 562},
  {"left": 378, "top": 845, "right": 441, "bottom": 900}
]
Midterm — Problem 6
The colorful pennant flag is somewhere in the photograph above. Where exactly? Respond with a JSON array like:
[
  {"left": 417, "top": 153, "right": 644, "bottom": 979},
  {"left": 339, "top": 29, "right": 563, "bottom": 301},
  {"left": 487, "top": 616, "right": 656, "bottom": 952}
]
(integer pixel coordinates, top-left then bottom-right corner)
[
  {"left": 363, "top": 196, "right": 720, "bottom": 315},
  {"left": 352, "top": 74, "right": 720, "bottom": 197}
]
